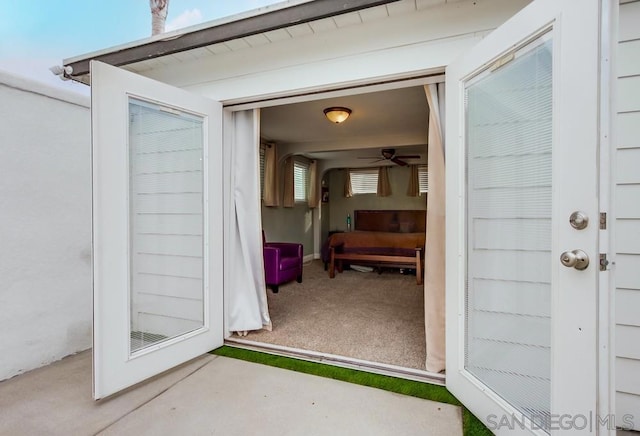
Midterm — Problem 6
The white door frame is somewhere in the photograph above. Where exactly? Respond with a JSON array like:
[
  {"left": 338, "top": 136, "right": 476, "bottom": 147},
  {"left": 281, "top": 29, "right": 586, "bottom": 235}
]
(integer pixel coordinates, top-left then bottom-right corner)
[
  {"left": 597, "top": 1, "right": 617, "bottom": 433},
  {"left": 220, "top": 74, "right": 446, "bottom": 383}
]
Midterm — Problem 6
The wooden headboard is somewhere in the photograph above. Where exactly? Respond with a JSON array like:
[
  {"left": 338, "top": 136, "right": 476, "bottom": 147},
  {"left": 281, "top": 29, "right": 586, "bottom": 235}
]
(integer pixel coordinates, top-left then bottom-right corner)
[{"left": 354, "top": 210, "right": 426, "bottom": 233}]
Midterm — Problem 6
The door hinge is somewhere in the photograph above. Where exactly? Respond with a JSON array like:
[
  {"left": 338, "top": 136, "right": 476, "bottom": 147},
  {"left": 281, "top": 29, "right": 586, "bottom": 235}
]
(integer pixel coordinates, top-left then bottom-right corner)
[
  {"left": 599, "top": 253, "right": 609, "bottom": 271},
  {"left": 599, "top": 212, "right": 607, "bottom": 230}
]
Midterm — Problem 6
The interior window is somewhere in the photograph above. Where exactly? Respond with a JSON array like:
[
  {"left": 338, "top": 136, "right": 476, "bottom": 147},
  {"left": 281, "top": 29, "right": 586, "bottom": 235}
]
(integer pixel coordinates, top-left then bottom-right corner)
[
  {"left": 294, "top": 161, "right": 309, "bottom": 202},
  {"left": 259, "top": 143, "right": 266, "bottom": 196},
  {"left": 418, "top": 164, "right": 429, "bottom": 194},
  {"left": 350, "top": 168, "right": 378, "bottom": 194}
]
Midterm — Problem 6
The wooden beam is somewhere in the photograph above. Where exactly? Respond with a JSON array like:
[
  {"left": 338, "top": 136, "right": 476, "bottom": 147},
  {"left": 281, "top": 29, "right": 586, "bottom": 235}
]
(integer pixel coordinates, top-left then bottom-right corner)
[{"left": 64, "top": 0, "right": 400, "bottom": 79}]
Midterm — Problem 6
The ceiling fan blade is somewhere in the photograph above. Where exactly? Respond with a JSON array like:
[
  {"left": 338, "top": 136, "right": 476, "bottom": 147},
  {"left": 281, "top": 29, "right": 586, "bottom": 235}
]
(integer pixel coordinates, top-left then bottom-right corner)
[
  {"left": 395, "top": 155, "right": 421, "bottom": 159},
  {"left": 357, "top": 156, "right": 381, "bottom": 159},
  {"left": 391, "top": 157, "right": 408, "bottom": 166}
]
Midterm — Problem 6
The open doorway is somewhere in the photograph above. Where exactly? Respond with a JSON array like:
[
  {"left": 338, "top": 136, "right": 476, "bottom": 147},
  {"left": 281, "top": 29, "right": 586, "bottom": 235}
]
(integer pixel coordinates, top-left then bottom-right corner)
[{"left": 239, "top": 84, "right": 441, "bottom": 375}]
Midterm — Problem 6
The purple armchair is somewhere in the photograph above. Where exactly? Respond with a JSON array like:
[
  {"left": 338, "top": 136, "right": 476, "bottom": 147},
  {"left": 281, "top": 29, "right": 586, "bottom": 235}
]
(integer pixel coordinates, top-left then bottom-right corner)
[{"left": 263, "top": 232, "right": 303, "bottom": 293}]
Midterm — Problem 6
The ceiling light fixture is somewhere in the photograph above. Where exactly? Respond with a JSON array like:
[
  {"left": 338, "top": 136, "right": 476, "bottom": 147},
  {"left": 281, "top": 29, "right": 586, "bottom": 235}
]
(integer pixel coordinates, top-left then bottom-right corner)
[{"left": 323, "top": 107, "right": 352, "bottom": 124}]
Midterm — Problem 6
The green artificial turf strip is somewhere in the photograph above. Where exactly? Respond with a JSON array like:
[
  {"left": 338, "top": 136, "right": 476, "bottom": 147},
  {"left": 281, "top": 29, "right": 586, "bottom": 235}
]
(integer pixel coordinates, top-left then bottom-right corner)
[{"left": 211, "top": 346, "right": 491, "bottom": 436}]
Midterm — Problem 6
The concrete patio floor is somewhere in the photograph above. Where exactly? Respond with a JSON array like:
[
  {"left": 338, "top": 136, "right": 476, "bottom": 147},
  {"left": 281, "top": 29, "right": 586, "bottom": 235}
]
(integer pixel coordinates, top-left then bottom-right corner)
[{"left": 0, "top": 350, "right": 463, "bottom": 436}]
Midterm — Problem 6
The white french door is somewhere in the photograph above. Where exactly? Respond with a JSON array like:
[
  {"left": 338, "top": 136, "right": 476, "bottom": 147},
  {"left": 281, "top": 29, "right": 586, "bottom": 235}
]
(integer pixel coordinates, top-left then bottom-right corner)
[
  {"left": 445, "top": 0, "right": 599, "bottom": 434},
  {"left": 91, "top": 61, "right": 224, "bottom": 399}
]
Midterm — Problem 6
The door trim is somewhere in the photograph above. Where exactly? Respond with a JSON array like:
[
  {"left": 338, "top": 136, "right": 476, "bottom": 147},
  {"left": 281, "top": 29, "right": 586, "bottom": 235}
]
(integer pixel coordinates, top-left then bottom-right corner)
[
  {"left": 597, "top": 0, "right": 616, "bottom": 431},
  {"left": 221, "top": 73, "right": 446, "bottom": 384},
  {"left": 223, "top": 72, "right": 445, "bottom": 109}
]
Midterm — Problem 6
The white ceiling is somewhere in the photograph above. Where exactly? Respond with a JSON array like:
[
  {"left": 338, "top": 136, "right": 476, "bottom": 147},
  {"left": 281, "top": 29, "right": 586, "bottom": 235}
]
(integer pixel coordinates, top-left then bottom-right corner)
[{"left": 260, "top": 85, "right": 430, "bottom": 165}]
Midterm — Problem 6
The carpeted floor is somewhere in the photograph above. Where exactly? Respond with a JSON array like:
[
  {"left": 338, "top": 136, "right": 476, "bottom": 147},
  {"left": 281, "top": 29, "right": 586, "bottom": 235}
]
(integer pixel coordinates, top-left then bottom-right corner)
[{"left": 246, "top": 260, "right": 426, "bottom": 370}]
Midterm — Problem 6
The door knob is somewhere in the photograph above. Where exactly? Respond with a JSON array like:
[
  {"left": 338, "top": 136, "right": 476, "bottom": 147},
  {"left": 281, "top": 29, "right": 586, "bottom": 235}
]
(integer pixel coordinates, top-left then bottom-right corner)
[{"left": 560, "top": 249, "right": 589, "bottom": 270}]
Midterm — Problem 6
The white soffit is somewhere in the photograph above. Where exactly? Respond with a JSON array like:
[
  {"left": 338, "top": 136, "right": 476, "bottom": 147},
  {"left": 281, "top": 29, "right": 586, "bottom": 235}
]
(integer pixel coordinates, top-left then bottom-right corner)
[{"left": 122, "top": 0, "right": 443, "bottom": 76}]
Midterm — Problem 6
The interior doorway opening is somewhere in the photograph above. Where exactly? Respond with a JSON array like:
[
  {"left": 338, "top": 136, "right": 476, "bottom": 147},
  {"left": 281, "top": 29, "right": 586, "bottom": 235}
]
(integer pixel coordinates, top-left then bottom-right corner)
[{"left": 227, "top": 81, "right": 445, "bottom": 382}]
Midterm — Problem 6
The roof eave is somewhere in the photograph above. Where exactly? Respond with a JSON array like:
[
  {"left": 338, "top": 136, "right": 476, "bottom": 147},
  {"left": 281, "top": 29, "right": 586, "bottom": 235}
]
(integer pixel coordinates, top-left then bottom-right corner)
[{"left": 63, "top": 0, "right": 400, "bottom": 82}]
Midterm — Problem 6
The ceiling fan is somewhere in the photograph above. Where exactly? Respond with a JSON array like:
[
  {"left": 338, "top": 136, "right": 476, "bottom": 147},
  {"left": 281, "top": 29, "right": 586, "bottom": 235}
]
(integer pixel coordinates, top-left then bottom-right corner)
[{"left": 358, "top": 148, "right": 421, "bottom": 166}]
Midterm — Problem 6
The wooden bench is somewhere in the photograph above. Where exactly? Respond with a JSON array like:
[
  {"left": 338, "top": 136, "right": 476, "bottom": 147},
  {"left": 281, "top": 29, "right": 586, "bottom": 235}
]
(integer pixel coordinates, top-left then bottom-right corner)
[{"left": 328, "top": 245, "right": 423, "bottom": 285}]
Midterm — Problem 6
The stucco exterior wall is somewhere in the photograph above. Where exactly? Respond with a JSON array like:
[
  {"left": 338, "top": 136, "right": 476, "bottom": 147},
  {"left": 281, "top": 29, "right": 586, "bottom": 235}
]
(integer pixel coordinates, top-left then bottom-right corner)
[{"left": 0, "top": 70, "right": 91, "bottom": 381}]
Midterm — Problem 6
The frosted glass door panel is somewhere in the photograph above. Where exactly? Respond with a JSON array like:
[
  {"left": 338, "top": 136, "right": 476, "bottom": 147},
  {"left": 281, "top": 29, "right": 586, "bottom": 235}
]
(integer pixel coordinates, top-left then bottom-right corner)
[
  {"left": 465, "top": 35, "right": 552, "bottom": 423},
  {"left": 129, "top": 98, "right": 205, "bottom": 354}
]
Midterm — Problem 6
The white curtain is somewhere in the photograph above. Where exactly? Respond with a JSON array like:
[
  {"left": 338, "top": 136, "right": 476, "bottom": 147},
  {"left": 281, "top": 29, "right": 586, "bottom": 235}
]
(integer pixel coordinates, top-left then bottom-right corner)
[
  {"left": 227, "top": 109, "right": 271, "bottom": 334},
  {"left": 424, "top": 83, "right": 446, "bottom": 373}
]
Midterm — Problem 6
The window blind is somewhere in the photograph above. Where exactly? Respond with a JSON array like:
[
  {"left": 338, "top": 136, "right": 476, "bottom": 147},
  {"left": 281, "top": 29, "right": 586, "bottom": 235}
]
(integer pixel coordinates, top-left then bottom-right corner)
[
  {"left": 464, "top": 36, "right": 553, "bottom": 423},
  {"left": 128, "top": 97, "right": 205, "bottom": 353},
  {"left": 259, "top": 143, "right": 266, "bottom": 197},
  {"left": 294, "top": 161, "right": 308, "bottom": 202},
  {"left": 418, "top": 165, "right": 429, "bottom": 193},
  {"left": 350, "top": 168, "right": 378, "bottom": 194}
]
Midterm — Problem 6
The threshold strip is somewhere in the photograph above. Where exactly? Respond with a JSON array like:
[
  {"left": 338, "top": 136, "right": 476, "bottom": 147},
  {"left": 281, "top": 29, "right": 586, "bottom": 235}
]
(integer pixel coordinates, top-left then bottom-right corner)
[{"left": 225, "top": 337, "right": 445, "bottom": 386}]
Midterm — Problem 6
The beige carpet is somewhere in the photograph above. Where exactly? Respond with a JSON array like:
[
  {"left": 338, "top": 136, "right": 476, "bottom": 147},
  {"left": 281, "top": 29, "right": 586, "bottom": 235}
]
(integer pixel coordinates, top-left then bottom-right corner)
[{"left": 246, "top": 260, "right": 426, "bottom": 370}]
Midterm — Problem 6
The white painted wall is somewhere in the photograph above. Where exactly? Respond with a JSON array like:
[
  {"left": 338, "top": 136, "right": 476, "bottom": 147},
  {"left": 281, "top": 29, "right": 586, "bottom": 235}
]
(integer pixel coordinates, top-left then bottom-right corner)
[
  {"left": 134, "top": 0, "right": 530, "bottom": 103},
  {"left": 0, "top": 70, "right": 91, "bottom": 381},
  {"left": 615, "top": 0, "right": 640, "bottom": 429}
]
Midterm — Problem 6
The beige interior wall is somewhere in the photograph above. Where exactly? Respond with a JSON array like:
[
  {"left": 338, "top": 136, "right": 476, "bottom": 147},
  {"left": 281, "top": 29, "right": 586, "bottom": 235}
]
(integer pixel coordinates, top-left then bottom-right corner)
[
  {"left": 261, "top": 156, "right": 314, "bottom": 257},
  {"left": 326, "top": 166, "right": 427, "bottom": 233}
]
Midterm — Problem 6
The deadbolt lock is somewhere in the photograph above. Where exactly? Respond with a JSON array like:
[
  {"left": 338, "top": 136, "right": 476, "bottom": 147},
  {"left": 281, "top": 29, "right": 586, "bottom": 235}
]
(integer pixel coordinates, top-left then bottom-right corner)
[
  {"left": 569, "top": 211, "right": 589, "bottom": 230},
  {"left": 560, "top": 249, "right": 590, "bottom": 270}
]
